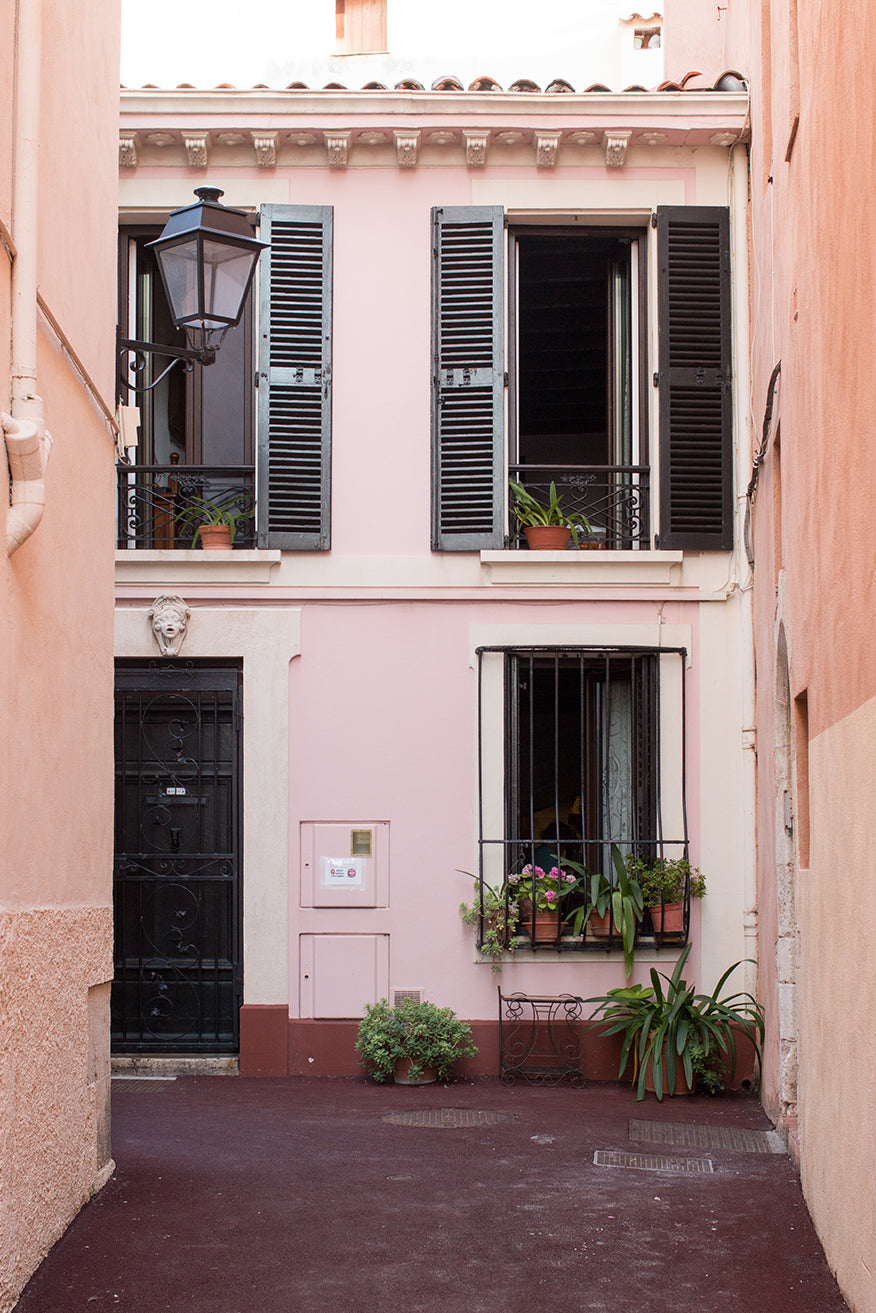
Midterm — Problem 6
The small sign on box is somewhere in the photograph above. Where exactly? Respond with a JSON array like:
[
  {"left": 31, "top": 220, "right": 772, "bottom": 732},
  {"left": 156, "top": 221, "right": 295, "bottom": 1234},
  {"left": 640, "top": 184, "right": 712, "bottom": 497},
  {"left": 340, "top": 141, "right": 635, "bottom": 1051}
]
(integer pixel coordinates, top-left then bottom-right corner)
[{"left": 322, "top": 857, "right": 365, "bottom": 888}]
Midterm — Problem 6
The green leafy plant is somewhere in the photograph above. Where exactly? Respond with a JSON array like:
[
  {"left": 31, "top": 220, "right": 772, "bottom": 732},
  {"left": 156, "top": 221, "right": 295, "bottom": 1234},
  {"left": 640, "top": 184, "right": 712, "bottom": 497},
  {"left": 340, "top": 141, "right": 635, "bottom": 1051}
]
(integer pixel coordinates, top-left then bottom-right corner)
[
  {"left": 459, "top": 875, "right": 519, "bottom": 973},
  {"left": 508, "top": 479, "right": 592, "bottom": 545},
  {"left": 625, "top": 853, "right": 706, "bottom": 906},
  {"left": 174, "top": 492, "right": 253, "bottom": 545},
  {"left": 586, "top": 943, "right": 765, "bottom": 1100},
  {"left": 564, "top": 844, "right": 644, "bottom": 978},
  {"left": 355, "top": 997, "right": 477, "bottom": 1083}
]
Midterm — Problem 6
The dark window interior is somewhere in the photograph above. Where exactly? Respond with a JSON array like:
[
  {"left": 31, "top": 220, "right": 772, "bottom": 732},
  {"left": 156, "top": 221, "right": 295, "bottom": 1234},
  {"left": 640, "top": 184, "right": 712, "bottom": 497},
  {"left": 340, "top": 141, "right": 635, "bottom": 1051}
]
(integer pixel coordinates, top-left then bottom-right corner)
[{"left": 514, "top": 232, "right": 637, "bottom": 469}]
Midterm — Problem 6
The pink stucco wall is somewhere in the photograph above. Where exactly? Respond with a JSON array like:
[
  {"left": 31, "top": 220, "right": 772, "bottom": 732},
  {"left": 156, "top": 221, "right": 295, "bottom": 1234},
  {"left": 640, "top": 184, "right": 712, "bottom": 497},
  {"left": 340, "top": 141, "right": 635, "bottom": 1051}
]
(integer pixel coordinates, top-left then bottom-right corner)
[
  {"left": 0, "top": 0, "right": 119, "bottom": 1306},
  {"left": 726, "top": 3, "right": 876, "bottom": 1309}
]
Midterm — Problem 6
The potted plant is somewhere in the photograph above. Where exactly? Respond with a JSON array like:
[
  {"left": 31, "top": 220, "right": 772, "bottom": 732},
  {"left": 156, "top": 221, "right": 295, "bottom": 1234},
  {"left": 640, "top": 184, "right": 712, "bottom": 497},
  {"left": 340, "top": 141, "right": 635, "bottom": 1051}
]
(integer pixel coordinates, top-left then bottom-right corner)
[
  {"left": 586, "top": 944, "right": 765, "bottom": 1100},
  {"left": 508, "top": 479, "right": 593, "bottom": 550},
  {"left": 507, "top": 861, "right": 581, "bottom": 943},
  {"left": 625, "top": 853, "right": 706, "bottom": 935},
  {"left": 175, "top": 492, "right": 253, "bottom": 549},
  {"left": 355, "top": 996, "right": 477, "bottom": 1085},
  {"left": 564, "top": 845, "right": 644, "bottom": 978},
  {"left": 459, "top": 874, "right": 520, "bottom": 973}
]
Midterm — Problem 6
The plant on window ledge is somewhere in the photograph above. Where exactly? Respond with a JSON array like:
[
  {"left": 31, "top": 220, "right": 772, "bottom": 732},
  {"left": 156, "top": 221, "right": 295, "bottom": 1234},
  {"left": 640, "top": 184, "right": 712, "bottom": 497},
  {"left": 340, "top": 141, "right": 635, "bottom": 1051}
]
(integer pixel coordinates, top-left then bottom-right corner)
[
  {"left": 625, "top": 853, "right": 705, "bottom": 935},
  {"left": 586, "top": 944, "right": 765, "bottom": 1101},
  {"left": 508, "top": 862, "right": 585, "bottom": 944},
  {"left": 564, "top": 844, "right": 644, "bottom": 978},
  {"left": 174, "top": 492, "right": 254, "bottom": 549},
  {"left": 508, "top": 478, "right": 593, "bottom": 550},
  {"left": 459, "top": 874, "right": 520, "bottom": 973}
]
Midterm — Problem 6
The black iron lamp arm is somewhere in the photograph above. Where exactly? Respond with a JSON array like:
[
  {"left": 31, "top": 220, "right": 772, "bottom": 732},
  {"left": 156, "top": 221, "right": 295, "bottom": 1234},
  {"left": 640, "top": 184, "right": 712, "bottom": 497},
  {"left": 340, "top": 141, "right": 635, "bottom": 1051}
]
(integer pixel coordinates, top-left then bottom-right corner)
[{"left": 117, "top": 335, "right": 216, "bottom": 395}]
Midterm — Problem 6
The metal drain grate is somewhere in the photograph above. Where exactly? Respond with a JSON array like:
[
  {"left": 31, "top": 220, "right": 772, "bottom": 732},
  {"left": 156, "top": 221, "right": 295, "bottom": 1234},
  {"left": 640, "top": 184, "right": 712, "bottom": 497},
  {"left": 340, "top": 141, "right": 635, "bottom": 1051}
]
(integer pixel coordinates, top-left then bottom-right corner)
[
  {"left": 382, "top": 1108, "right": 515, "bottom": 1128},
  {"left": 112, "top": 1078, "right": 177, "bottom": 1094},
  {"left": 630, "top": 1119, "right": 779, "bottom": 1154},
  {"left": 595, "top": 1149, "right": 714, "bottom": 1173}
]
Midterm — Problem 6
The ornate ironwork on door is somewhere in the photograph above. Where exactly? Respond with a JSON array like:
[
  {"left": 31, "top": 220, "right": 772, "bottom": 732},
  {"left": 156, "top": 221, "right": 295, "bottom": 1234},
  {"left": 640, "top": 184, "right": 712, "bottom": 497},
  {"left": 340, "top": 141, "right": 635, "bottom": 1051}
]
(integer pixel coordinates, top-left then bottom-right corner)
[{"left": 113, "top": 663, "right": 242, "bottom": 1052}]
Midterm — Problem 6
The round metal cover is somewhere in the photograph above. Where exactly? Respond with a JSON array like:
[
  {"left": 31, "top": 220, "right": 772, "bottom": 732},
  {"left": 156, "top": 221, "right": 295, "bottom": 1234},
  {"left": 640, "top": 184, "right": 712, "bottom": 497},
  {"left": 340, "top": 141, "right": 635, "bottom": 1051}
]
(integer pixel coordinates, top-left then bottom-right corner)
[{"left": 382, "top": 1108, "right": 515, "bottom": 1129}]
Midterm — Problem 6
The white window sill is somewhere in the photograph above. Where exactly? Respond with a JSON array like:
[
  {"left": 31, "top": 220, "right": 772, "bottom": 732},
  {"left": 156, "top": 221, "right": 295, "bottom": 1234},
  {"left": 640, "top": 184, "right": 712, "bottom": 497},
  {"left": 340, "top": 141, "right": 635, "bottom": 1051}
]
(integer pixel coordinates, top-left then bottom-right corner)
[
  {"left": 480, "top": 548, "right": 684, "bottom": 586},
  {"left": 115, "top": 548, "right": 282, "bottom": 585}
]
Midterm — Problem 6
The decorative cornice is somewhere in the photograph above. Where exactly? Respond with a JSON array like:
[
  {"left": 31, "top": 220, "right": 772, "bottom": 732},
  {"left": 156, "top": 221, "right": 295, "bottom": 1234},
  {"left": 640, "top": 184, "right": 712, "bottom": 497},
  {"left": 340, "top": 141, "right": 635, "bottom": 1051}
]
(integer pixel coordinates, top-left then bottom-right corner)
[
  {"left": 394, "top": 129, "right": 420, "bottom": 167},
  {"left": 603, "top": 129, "right": 632, "bottom": 167},
  {"left": 183, "top": 132, "right": 209, "bottom": 168},
  {"left": 534, "top": 130, "right": 560, "bottom": 168},
  {"left": 325, "top": 130, "right": 351, "bottom": 167},
  {"left": 119, "top": 133, "right": 138, "bottom": 167},
  {"left": 463, "top": 130, "right": 488, "bottom": 167},
  {"left": 251, "top": 130, "right": 277, "bottom": 167}
]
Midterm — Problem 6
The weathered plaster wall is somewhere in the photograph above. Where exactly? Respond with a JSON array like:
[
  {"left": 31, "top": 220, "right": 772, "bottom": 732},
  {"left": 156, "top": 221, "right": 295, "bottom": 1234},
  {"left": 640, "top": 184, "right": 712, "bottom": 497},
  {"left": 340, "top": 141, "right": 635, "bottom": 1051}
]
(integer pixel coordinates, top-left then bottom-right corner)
[
  {"left": 1, "top": 0, "right": 120, "bottom": 1306},
  {"left": 725, "top": 2, "right": 876, "bottom": 1309}
]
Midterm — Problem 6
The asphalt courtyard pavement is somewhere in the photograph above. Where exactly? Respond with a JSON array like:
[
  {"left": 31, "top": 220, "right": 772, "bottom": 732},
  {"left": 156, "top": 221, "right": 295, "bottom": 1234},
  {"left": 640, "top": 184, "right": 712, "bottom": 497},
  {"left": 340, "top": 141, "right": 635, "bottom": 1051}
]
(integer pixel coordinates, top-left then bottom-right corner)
[{"left": 15, "top": 1076, "right": 849, "bottom": 1313}]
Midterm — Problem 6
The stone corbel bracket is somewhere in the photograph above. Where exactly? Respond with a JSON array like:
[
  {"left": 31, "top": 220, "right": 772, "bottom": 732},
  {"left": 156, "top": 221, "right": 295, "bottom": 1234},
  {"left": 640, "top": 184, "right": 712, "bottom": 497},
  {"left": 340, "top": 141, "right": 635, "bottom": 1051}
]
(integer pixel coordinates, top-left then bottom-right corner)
[
  {"left": 534, "top": 131, "right": 560, "bottom": 168},
  {"left": 603, "top": 130, "right": 632, "bottom": 167},
  {"left": 251, "top": 131, "right": 278, "bottom": 168},
  {"left": 119, "top": 133, "right": 138, "bottom": 168},
  {"left": 463, "top": 130, "right": 489, "bottom": 167},
  {"left": 183, "top": 133, "right": 210, "bottom": 169},
  {"left": 394, "top": 129, "right": 420, "bottom": 168},
  {"left": 325, "top": 131, "right": 351, "bottom": 168}
]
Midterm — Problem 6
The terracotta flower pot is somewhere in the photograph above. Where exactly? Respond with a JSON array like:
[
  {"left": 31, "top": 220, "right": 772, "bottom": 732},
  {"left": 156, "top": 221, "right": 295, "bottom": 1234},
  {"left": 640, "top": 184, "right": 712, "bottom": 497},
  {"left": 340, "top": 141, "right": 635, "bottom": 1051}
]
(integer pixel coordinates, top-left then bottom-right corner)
[
  {"left": 517, "top": 899, "right": 561, "bottom": 943},
  {"left": 197, "top": 523, "right": 232, "bottom": 550},
  {"left": 393, "top": 1058, "right": 437, "bottom": 1085},
  {"left": 587, "top": 909, "right": 613, "bottom": 939},
  {"left": 643, "top": 1047, "right": 695, "bottom": 1096},
  {"left": 523, "top": 525, "right": 571, "bottom": 550},
  {"left": 649, "top": 902, "right": 684, "bottom": 935}
]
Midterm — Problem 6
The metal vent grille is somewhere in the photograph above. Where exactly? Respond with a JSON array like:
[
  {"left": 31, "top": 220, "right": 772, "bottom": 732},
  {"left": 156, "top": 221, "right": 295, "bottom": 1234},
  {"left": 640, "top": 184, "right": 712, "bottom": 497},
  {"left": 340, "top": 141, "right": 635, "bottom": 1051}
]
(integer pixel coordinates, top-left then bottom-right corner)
[
  {"left": 383, "top": 1108, "right": 514, "bottom": 1128},
  {"left": 630, "top": 1119, "right": 781, "bottom": 1154},
  {"left": 393, "top": 989, "right": 422, "bottom": 1007},
  {"left": 594, "top": 1149, "right": 714, "bottom": 1174}
]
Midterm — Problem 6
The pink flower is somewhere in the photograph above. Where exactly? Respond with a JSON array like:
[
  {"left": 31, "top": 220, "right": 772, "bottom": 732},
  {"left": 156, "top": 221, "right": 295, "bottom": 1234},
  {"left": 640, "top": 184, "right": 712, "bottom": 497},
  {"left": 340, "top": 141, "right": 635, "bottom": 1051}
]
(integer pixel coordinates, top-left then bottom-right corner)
[{"left": 544, "top": 890, "right": 558, "bottom": 902}]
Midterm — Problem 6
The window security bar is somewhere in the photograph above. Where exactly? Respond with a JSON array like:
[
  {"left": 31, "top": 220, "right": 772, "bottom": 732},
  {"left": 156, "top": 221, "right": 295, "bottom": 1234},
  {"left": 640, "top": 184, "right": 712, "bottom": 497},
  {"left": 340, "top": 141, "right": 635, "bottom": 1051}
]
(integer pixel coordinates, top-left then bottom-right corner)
[{"left": 476, "top": 646, "right": 689, "bottom": 954}]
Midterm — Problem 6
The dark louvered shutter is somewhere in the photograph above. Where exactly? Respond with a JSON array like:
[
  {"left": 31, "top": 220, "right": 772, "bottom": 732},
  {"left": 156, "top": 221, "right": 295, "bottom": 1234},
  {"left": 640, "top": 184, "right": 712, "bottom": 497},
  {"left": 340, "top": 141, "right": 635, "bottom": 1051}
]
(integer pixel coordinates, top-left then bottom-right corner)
[
  {"left": 656, "top": 207, "right": 732, "bottom": 550},
  {"left": 257, "top": 205, "right": 332, "bottom": 549},
  {"left": 431, "top": 206, "right": 505, "bottom": 550}
]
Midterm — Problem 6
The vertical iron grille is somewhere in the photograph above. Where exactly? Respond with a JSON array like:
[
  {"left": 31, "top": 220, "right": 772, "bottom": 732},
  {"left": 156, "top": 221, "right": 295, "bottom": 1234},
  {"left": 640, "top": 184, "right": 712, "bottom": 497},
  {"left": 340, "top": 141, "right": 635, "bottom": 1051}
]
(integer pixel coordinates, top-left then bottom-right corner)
[
  {"left": 476, "top": 646, "right": 688, "bottom": 953},
  {"left": 112, "top": 664, "right": 242, "bottom": 1052}
]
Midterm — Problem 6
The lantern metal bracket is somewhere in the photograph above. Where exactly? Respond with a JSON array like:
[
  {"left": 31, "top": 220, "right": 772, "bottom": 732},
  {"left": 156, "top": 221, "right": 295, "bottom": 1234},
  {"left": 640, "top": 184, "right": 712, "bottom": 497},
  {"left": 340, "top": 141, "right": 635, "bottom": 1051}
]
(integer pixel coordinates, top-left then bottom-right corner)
[{"left": 117, "top": 333, "right": 215, "bottom": 396}]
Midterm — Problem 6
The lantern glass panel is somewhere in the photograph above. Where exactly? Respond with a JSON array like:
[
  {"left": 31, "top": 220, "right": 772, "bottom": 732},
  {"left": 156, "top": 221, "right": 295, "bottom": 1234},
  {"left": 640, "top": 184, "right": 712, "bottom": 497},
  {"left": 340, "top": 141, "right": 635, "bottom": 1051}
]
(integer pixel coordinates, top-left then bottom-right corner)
[
  {"left": 201, "top": 240, "right": 258, "bottom": 324},
  {"left": 156, "top": 240, "right": 201, "bottom": 323}
]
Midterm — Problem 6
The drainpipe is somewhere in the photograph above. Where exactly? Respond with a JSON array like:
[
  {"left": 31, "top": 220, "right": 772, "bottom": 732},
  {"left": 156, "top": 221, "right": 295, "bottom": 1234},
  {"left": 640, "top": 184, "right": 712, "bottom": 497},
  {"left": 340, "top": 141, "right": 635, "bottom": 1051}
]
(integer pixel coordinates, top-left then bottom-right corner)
[
  {"left": 730, "top": 142, "right": 759, "bottom": 1000},
  {"left": 6, "top": 0, "right": 52, "bottom": 556}
]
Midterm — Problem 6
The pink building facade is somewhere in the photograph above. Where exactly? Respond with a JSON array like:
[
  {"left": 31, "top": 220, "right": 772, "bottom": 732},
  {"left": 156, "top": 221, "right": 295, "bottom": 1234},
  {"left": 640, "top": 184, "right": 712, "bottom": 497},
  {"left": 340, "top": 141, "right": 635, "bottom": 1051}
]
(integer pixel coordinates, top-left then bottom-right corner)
[
  {"left": 114, "top": 75, "right": 758, "bottom": 1084},
  {"left": 0, "top": 0, "right": 119, "bottom": 1306}
]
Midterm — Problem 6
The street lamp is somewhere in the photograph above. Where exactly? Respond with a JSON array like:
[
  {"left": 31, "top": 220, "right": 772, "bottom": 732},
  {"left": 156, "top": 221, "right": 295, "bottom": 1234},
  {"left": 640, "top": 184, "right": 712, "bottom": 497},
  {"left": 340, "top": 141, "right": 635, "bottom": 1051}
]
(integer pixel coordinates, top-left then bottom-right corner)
[{"left": 118, "top": 186, "right": 267, "bottom": 388}]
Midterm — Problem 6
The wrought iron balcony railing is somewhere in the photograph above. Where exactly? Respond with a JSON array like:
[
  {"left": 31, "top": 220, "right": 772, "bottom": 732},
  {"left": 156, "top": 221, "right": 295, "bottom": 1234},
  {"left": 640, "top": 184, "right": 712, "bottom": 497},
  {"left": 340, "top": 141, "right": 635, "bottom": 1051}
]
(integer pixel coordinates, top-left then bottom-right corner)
[
  {"left": 116, "top": 465, "right": 256, "bottom": 549},
  {"left": 508, "top": 464, "right": 650, "bottom": 548}
]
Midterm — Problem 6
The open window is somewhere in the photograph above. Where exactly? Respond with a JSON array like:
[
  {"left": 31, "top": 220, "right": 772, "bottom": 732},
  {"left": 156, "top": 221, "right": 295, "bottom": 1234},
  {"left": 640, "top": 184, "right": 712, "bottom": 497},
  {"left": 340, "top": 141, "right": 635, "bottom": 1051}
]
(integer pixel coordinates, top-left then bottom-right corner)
[
  {"left": 476, "top": 644, "right": 690, "bottom": 952},
  {"left": 431, "top": 206, "right": 733, "bottom": 553},
  {"left": 117, "top": 205, "right": 333, "bottom": 551}
]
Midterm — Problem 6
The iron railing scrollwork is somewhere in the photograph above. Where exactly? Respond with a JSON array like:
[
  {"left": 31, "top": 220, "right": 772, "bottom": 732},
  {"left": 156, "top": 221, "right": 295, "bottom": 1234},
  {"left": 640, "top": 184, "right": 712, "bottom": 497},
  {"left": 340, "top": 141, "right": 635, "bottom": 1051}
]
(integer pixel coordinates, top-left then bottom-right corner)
[
  {"left": 116, "top": 464, "right": 256, "bottom": 549},
  {"left": 508, "top": 463, "right": 650, "bottom": 548}
]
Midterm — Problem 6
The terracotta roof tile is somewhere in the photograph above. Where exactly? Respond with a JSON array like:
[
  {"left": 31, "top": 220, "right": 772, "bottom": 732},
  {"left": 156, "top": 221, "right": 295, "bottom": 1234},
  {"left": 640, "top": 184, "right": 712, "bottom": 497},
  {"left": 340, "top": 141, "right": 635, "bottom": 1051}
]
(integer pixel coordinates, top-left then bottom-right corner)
[{"left": 128, "top": 72, "right": 746, "bottom": 95}]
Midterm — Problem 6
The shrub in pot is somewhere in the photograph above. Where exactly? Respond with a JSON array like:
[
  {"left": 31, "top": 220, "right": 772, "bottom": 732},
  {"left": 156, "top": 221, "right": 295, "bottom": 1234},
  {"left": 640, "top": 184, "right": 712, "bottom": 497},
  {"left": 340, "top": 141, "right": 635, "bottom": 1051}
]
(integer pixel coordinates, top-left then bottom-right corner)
[
  {"left": 625, "top": 853, "right": 706, "bottom": 935},
  {"left": 356, "top": 996, "right": 477, "bottom": 1084}
]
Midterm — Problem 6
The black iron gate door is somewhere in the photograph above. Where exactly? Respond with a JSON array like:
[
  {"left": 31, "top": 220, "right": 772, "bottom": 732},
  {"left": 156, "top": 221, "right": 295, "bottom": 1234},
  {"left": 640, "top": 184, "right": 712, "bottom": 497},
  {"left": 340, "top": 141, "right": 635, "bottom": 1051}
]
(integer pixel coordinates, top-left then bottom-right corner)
[{"left": 113, "top": 662, "right": 242, "bottom": 1052}]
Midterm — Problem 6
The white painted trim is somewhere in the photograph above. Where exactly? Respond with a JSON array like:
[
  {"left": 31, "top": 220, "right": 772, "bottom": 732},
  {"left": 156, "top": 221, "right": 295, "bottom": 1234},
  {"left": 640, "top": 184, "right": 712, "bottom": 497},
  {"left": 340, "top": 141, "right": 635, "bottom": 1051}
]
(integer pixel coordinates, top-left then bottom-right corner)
[
  {"left": 115, "top": 549, "right": 282, "bottom": 585},
  {"left": 115, "top": 605, "right": 302, "bottom": 1005}
]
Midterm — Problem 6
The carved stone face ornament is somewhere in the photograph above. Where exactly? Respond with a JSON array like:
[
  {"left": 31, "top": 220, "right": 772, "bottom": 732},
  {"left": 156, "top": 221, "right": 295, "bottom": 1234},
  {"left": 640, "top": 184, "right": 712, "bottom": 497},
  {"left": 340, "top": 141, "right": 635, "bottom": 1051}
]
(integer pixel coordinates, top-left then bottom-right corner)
[{"left": 148, "top": 595, "right": 191, "bottom": 656}]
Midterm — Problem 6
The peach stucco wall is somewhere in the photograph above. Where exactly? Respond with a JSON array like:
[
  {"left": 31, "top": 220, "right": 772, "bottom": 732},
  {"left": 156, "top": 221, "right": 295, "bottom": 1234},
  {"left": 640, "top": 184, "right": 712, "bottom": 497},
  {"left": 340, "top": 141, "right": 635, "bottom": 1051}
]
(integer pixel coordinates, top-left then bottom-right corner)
[
  {"left": 0, "top": 0, "right": 119, "bottom": 1307},
  {"left": 726, "top": 3, "right": 876, "bottom": 1310}
]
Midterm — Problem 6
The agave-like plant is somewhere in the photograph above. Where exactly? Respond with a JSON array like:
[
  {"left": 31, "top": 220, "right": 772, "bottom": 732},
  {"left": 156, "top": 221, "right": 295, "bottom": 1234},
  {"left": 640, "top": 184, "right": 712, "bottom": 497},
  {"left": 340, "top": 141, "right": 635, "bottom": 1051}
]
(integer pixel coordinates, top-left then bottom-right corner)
[
  {"left": 508, "top": 478, "right": 592, "bottom": 545},
  {"left": 587, "top": 943, "right": 765, "bottom": 1100},
  {"left": 564, "top": 843, "right": 644, "bottom": 978}
]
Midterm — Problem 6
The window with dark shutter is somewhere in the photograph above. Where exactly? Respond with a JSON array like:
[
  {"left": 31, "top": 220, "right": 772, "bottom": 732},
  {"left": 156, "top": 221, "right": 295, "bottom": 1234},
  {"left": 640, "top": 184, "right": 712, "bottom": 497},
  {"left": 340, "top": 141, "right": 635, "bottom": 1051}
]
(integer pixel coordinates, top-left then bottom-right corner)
[
  {"left": 257, "top": 205, "right": 332, "bottom": 550},
  {"left": 431, "top": 206, "right": 505, "bottom": 551},
  {"left": 657, "top": 206, "right": 733, "bottom": 550}
]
